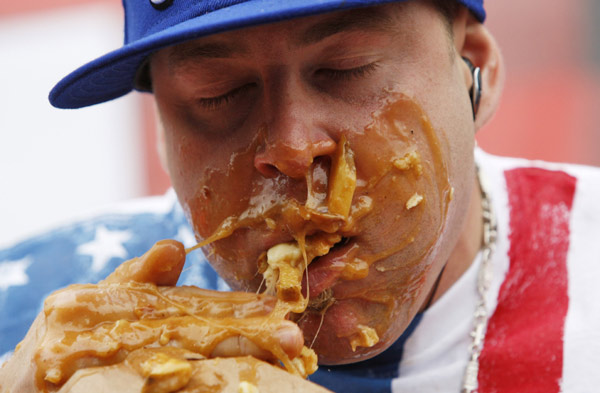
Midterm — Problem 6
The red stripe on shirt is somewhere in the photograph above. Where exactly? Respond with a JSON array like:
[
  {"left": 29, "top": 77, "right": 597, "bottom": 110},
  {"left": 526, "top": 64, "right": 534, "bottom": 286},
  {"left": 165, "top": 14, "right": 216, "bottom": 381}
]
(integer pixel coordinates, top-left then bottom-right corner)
[{"left": 478, "top": 167, "right": 576, "bottom": 393}]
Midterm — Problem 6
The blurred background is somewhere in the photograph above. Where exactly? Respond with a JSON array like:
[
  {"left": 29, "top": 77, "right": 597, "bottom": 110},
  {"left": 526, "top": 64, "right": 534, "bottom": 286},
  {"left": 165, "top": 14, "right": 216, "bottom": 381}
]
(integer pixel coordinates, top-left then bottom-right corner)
[{"left": 1, "top": 0, "right": 599, "bottom": 245}]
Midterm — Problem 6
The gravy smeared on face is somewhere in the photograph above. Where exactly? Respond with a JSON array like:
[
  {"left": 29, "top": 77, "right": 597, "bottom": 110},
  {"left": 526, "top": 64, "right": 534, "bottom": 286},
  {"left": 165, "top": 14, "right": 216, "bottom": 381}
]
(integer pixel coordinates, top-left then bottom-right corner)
[{"left": 184, "top": 94, "right": 452, "bottom": 363}]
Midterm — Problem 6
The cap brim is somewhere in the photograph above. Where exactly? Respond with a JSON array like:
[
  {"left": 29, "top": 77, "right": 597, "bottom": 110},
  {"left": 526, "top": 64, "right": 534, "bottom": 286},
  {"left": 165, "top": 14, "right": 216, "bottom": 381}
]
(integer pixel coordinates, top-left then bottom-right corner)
[{"left": 49, "top": 0, "right": 484, "bottom": 109}]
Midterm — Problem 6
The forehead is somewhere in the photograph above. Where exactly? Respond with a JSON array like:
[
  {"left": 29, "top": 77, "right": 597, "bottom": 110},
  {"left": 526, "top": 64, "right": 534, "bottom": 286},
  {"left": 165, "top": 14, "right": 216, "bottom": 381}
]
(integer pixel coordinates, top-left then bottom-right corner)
[{"left": 163, "top": 3, "right": 410, "bottom": 64}]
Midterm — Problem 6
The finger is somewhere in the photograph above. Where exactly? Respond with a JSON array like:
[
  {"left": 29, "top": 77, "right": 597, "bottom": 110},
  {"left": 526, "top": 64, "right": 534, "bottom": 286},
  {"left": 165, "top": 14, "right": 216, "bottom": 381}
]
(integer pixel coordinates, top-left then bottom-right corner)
[
  {"left": 161, "top": 286, "right": 277, "bottom": 318},
  {"left": 102, "top": 239, "right": 186, "bottom": 285},
  {"left": 210, "top": 320, "right": 304, "bottom": 360},
  {"left": 211, "top": 336, "right": 274, "bottom": 360},
  {"left": 275, "top": 320, "right": 305, "bottom": 359}
]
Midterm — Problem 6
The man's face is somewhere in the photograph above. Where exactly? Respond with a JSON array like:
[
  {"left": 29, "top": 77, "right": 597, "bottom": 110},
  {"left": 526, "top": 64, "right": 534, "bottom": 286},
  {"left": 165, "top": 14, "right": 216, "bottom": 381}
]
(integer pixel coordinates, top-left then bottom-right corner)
[{"left": 151, "top": 2, "right": 476, "bottom": 364}]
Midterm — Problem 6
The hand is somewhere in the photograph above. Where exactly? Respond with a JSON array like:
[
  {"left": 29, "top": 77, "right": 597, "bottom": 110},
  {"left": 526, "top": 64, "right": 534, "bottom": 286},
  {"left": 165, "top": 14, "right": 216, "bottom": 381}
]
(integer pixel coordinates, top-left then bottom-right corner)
[{"left": 0, "top": 240, "right": 303, "bottom": 392}]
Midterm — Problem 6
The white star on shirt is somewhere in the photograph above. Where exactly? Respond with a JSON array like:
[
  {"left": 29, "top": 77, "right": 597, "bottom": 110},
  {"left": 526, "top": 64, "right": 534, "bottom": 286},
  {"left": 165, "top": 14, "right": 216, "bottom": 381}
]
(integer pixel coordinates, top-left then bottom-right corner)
[
  {"left": 0, "top": 257, "right": 32, "bottom": 291},
  {"left": 77, "top": 226, "right": 132, "bottom": 273}
]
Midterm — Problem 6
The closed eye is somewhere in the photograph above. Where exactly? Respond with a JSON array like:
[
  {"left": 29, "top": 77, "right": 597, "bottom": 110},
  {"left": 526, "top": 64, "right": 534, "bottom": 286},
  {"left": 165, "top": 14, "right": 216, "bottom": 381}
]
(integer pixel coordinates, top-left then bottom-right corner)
[
  {"left": 315, "top": 62, "right": 379, "bottom": 81},
  {"left": 198, "top": 83, "right": 257, "bottom": 110}
]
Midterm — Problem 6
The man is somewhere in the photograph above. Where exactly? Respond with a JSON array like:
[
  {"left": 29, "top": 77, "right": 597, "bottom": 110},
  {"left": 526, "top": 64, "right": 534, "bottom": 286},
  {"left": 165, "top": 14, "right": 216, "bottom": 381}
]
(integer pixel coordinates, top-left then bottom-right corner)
[{"left": 1, "top": 0, "right": 599, "bottom": 392}]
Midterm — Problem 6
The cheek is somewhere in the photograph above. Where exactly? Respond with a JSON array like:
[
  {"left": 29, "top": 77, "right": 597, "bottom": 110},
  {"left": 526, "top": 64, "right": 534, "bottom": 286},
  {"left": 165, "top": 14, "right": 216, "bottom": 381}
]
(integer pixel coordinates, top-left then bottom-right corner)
[
  {"left": 159, "top": 107, "right": 256, "bottom": 239},
  {"left": 173, "top": 140, "right": 257, "bottom": 238},
  {"left": 415, "top": 61, "right": 475, "bottom": 190},
  {"left": 348, "top": 96, "right": 452, "bottom": 262}
]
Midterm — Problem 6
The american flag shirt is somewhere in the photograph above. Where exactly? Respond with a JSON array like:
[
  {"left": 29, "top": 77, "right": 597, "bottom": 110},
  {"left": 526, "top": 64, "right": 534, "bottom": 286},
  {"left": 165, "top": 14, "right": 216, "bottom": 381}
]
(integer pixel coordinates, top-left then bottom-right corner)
[{"left": 1, "top": 149, "right": 599, "bottom": 392}]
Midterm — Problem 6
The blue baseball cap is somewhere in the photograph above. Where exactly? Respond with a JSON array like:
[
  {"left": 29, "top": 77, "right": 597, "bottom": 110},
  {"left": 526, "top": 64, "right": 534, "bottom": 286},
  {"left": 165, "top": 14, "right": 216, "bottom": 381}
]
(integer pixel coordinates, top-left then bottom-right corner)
[{"left": 49, "top": 0, "right": 485, "bottom": 109}]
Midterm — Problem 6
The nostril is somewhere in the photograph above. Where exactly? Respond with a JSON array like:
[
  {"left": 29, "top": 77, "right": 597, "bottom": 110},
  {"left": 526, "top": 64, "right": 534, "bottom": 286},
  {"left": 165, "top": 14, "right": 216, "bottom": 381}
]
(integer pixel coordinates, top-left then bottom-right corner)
[
  {"left": 254, "top": 155, "right": 280, "bottom": 178},
  {"left": 257, "top": 163, "right": 280, "bottom": 178},
  {"left": 254, "top": 147, "right": 312, "bottom": 179},
  {"left": 253, "top": 132, "right": 336, "bottom": 179}
]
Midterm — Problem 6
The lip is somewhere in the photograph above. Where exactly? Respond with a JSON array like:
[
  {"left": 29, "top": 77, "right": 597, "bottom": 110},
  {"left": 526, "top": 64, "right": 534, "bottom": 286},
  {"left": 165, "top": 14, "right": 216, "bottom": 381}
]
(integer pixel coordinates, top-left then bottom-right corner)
[
  {"left": 254, "top": 228, "right": 358, "bottom": 301},
  {"left": 259, "top": 231, "right": 297, "bottom": 254},
  {"left": 301, "top": 238, "right": 358, "bottom": 300}
]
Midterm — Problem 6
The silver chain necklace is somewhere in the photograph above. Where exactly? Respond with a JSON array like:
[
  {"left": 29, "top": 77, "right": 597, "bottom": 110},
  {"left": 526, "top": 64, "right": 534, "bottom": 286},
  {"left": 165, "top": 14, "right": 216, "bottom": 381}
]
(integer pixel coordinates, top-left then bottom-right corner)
[{"left": 461, "top": 166, "right": 497, "bottom": 393}]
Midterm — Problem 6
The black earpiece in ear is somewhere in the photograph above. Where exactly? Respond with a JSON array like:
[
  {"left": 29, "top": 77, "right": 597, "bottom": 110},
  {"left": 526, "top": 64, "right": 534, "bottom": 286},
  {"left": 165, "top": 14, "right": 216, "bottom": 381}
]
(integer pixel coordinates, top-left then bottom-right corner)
[{"left": 462, "top": 57, "right": 482, "bottom": 120}]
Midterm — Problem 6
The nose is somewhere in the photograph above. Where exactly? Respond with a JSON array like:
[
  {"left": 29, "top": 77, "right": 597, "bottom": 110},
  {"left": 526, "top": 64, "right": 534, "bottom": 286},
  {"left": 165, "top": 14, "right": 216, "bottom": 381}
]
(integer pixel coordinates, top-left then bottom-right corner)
[{"left": 254, "top": 76, "right": 336, "bottom": 179}]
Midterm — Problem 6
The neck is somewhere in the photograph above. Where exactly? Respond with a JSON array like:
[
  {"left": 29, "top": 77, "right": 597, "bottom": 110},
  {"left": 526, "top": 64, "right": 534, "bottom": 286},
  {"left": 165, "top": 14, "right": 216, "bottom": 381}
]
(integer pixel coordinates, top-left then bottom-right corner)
[{"left": 423, "top": 175, "right": 483, "bottom": 308}]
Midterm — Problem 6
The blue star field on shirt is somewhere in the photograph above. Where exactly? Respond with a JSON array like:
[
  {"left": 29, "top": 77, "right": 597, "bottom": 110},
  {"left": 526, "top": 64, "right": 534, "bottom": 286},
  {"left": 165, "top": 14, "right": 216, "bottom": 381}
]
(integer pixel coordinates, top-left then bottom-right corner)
[{"left": 0, "top": 192, "right": 227, "bottom": 359}]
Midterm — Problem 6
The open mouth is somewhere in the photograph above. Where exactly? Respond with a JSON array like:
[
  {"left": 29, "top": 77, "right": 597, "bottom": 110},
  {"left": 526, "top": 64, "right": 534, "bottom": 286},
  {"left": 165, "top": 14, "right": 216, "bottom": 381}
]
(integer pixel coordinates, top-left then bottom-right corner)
[
  {"left": 259, "top": 232, "right": 362, "bottom": 329},
  {"left": 302, "top": 236, "right": 357, "bottom": 301}
]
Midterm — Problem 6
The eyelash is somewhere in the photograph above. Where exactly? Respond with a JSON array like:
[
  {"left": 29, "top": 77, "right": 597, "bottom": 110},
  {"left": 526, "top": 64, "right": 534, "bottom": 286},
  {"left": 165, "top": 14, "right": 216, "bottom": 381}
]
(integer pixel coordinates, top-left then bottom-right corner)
[
  {"left": 316, "top": 62, "right": 379, "bottom": 81},
  {"left": 198, "top": 83, "right": 255, "bottom": 110},
  {"left": 197, "top": 63, "right": 379, "bottom": 110}
]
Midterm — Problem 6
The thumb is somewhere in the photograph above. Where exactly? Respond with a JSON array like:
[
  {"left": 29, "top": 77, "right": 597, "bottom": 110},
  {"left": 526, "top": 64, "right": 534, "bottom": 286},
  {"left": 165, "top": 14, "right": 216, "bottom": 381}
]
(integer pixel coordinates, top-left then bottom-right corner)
[{"left": 101, "top": 239, "right": 186, "bottom": 286}]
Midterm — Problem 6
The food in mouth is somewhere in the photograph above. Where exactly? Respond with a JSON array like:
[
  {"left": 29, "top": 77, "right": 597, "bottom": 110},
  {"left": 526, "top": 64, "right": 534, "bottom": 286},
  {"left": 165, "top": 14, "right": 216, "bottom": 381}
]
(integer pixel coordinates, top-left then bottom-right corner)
[{"left": 33, "top": 94, "right": 451, "bottom": 391}]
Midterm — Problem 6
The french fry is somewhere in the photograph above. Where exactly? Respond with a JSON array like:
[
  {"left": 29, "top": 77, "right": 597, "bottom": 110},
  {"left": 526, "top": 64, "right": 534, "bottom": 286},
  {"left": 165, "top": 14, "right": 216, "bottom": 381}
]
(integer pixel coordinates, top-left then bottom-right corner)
[{"left": 327, "top": 136, "right": 357, "bottom": 218}]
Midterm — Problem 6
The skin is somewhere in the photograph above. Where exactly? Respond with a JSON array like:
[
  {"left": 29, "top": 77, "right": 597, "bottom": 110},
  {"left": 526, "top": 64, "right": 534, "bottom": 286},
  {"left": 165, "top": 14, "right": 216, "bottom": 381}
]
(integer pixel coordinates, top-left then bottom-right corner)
[
  {"left": 0, "top": 1, "right": 504, "bottom": 390},
  {"left": 151, "top": 0, "right": 503, "bottom": 364}
]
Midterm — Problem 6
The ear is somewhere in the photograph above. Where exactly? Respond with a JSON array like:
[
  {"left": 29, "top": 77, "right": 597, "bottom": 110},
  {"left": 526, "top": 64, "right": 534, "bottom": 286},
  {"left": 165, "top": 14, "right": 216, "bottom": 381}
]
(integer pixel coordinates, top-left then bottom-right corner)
[{"left": 453, "top": 10, "right": 505, "bottom": 130}]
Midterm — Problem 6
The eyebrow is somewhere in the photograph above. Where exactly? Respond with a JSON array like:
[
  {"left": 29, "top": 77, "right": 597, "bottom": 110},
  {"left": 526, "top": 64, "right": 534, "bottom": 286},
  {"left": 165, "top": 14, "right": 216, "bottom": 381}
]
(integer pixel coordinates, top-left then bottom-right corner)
[
  {"left": 168, "top": 41, "right": 249, "bottom": 66},
  {"left": 296, "top": 7, "right": 397, "bottom": 46},
  {"left": 168, "top": 6, "right": 397, "bottom": 66}
]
